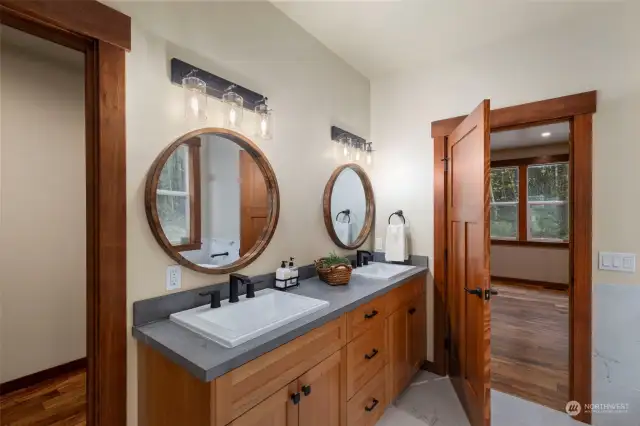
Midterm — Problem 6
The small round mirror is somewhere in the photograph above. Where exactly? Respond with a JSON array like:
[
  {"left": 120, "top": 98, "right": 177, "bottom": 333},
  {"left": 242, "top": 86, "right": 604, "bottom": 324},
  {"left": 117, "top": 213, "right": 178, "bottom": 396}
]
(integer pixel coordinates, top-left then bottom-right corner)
[
  {"left": 145, "top": 128, "right": 279, "bottom": 274},
  {"left": 323, "top": 164, "right": 374, "bottom": 249}
]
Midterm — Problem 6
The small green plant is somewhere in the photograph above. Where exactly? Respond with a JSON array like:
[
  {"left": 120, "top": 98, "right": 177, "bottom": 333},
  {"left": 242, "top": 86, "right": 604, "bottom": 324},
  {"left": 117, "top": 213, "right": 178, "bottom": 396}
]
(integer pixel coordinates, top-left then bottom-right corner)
[{"left": 320, "top": 251, "right": 350, "bottom": 268}]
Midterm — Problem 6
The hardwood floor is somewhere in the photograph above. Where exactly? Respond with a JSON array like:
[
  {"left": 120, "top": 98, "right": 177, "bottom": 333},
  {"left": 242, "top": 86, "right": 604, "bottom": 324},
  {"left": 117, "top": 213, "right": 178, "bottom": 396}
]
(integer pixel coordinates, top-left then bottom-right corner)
[
  {"left": 0, "top": 370, "right": 86, "bottom": 425},
  {"left": 491, "top": 282, "right": 569, "bottom": 412}
]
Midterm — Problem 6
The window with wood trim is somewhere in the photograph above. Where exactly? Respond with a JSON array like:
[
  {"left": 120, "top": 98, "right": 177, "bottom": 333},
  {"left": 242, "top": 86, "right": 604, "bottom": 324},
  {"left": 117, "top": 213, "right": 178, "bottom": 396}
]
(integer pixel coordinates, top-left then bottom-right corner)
[
  {"left": 490, "top": 155, "right": 569, "bottom": 245},
  {"left": 157, "top": 138, "right": 202, "bottom": 251}
]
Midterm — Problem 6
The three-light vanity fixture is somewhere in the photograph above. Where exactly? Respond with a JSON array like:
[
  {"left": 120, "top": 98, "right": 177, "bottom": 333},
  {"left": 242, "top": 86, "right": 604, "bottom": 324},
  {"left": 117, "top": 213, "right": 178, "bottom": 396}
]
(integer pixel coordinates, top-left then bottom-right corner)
[
  {"left": 172, "top": 58, "right": 274, "bottom": 140},
  {"left": 331, "top": 126, "right": 374, "bottom": 166}
]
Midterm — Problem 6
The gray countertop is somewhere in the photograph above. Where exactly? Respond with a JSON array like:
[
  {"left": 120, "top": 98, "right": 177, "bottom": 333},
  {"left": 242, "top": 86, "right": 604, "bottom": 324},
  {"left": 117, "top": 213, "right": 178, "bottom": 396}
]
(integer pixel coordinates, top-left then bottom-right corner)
[{"left": 133, "top": 266, "right": 428, "bottom": 382}]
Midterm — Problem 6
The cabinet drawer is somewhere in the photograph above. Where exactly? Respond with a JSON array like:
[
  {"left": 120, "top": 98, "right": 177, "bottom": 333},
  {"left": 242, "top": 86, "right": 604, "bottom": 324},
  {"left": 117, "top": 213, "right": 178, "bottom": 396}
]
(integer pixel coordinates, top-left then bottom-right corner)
[
  {"left": 216, "top": 315, "right": 347, "bottom": 425},
  {"left": 347, "top": 366, "right": 386, "bottom": 426},
  {"left": 347, "top": 296, "right": 387, "bottom": 342},
  {"left": 386, "top": 275, "right": 424, "bottom": 315},
  {"left": 346, "top": 324, "right": 386, "bottom": 399}
]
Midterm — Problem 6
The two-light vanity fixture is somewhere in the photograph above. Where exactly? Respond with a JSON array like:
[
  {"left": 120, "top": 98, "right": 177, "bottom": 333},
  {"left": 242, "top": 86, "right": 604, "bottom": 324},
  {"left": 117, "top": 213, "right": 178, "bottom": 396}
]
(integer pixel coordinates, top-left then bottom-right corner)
[
  {"left": 331, "top": 126, "right": 374, "bottom": 166},
  {"left": 172, "top": 58, "right": 274, "bottom": 140}
]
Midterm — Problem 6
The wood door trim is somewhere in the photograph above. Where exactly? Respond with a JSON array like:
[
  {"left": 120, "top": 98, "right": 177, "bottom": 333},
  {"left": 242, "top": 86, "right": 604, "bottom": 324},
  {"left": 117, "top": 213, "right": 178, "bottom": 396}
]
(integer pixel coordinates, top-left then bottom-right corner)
[
  {"left": 431, "top": 91, "right": 596, "bottom": 137},
  {"left": 490, "top": 154, "right": 569, "bottom": 168},
  {"left": 1, "top": 3, "right": 130, "bottom": 425},
  {"left": 432, "top": 92, "right": 595, "bottom": 424},
  {"left": 0, "top": 0, "right": 131, "bottom": 50}
]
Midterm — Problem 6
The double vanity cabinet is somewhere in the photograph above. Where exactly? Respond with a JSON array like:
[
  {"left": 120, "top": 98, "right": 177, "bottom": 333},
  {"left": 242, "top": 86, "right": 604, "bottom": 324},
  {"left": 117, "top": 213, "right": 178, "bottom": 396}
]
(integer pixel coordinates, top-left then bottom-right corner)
[{"left": 138, "top": 272, "right": 426, "bottom": 426}]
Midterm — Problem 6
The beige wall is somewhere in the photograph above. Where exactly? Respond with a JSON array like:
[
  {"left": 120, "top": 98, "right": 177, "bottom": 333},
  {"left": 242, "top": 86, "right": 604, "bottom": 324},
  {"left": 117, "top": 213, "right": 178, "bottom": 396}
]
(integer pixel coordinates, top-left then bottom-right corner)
[
  {"left": 103, "top": 1, "right": 370, "bottom": 424},
  {"left": 371, "top": 2, "right": 640, "bottom": 361},
  {"left": 491, "top": 142, "right": 569, "bottom": 161},
  {"left": 491, "top": 245, "right": 569, "bottom": 284},
  {"left": 0, "top": 28, "right": 86, "bottom": 383}
]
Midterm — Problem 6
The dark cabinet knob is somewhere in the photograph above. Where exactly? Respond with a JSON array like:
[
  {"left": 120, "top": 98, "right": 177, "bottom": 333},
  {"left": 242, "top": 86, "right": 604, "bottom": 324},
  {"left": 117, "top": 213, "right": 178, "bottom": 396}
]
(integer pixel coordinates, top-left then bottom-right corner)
[
  {"left": 364, "top": 348, "right": 379, "bottom": 360},
  {"left": 364, "top": 398, "right": 379, "bottom": 412},
  {"left": 301, "top": 385, "right": 311, "bottom": 396},
  {"left": 408, "top": 307, "right": 416, "bottom": 315},
  {"left": 364, "top": 310, "right": 378, "bottom": 320},
  {"left": 291, "top": 392, "right": 301, "bottom": 405}
]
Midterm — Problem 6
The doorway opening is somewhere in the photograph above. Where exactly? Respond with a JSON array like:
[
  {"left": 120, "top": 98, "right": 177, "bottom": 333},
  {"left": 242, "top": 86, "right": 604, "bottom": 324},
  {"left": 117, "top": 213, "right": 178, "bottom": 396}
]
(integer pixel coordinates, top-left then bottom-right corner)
[
  {"left": 431, "top": 92, "right": 595, "bottom": 426},
  {"left": 489, "top": 122, "right": 571, "bottom": 413}
]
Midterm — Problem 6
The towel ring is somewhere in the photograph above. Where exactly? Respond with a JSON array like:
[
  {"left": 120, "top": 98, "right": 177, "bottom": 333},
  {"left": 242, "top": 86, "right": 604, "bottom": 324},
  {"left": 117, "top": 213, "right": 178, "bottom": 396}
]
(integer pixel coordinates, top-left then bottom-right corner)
[
  {"left": 336, "top": 209, "right": 351, "bottom": 223},
  {"left": 388, "top": 210, "right": 405, "bottom": 224}
]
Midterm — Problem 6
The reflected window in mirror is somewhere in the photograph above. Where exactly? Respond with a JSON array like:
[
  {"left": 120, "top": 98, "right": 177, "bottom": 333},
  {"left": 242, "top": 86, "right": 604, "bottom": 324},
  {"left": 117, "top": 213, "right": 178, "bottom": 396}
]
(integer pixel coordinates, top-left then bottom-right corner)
[
  {"left": 157, "top": 138, "right": 202, "bottom": 251},
  {"left": 146, "top": 129, "right": 279, "bottom": 274}
]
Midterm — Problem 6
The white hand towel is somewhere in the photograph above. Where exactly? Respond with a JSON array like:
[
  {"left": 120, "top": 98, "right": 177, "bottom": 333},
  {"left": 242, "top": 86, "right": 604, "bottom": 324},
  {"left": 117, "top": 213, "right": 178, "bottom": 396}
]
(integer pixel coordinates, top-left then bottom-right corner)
[
  {"left": 385, "top": 224, "right": 408, "bottom": 262},
  {"left": 334, "top": 221, "right": 352, "bottom": 245}
]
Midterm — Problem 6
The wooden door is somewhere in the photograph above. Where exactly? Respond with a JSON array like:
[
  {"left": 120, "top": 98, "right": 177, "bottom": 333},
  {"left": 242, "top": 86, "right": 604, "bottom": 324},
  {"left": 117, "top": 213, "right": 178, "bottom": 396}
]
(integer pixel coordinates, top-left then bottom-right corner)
[
  {"left": 446, "top": 100, "right": 491, "bottom": 426},
  {"left": 240, "top": 150, "right": 268, "bottom": 256},
  {"left": 229, "top": 381, "right": 299, "bottom": 426},
  {"left": 408, "top": 296, "right": 426, "bottom": 375},
  {"left": 386, "top": 308, "right": 409, "bottom": 399},
  {"left": 298, "top": 351, "right": 342, "bottom": 426}
]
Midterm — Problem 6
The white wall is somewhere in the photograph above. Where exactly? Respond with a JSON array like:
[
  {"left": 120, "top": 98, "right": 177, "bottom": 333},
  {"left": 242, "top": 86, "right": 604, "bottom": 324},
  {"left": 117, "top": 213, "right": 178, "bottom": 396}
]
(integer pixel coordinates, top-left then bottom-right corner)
[
  {"left": 330, "top": 168, "right": 367, "bottom": 245},
  {"left": 104, "top": 1, "right": 370, "bottom": 424},
  {"left": 371, "top": 2, "right": 639, "bottom": 422},
  {"left": 491, "top": 245, "right": 569, "bottom": 285},
  {"left": 0, "top": 28, "right": 86, "bottom": 382}
]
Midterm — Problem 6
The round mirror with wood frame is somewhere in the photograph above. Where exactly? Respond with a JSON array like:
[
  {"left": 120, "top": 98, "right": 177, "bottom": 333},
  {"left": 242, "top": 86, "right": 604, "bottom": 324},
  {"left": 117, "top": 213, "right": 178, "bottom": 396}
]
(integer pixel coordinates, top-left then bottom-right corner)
[
  {"left": 323, "top": 164, "right": 375, "bottom": 249},
  {"left": 145, "top": 128, "right": 280, "bottom": 274}
]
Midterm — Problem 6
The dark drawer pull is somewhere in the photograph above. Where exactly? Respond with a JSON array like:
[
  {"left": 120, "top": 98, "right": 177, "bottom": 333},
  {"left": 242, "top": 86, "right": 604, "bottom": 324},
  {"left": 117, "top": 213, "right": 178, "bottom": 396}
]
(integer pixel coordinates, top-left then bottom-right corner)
[
  {"left": 364, "top": 310, "right": 379, "bottom": 319},
  {"left": 364, "top": 348, "right": 379, "bottom": 360},
  {"left": 365, "top": 398, "right": 379, "bottom": 412},
  {"left": 302, "top": 385, "right": 311, "bottom": 396},
  {"left": 408, "top": 307, "right": 416, "bottom": 315},
  {"left": 291, "top": 392, "right": 301, "bottom": 405}
]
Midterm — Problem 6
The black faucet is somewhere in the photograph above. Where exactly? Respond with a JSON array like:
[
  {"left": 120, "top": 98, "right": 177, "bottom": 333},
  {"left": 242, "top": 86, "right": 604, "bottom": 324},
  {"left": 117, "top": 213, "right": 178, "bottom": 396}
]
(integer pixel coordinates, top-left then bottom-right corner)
[
  {"left": 356, "top": 250, "right": 372, "bottom": 267},
  {"left": 199, "top": 289, "right": 221, "bottom": 309},
  {"left": 229, "top": 273, "right": 256, "bottom": 303}
]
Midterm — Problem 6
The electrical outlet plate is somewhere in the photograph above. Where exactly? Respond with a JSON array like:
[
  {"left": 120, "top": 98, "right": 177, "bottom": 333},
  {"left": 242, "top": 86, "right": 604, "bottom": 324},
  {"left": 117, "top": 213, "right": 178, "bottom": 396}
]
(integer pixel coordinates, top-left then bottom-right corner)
[
  {"left": 599, "top": 252, "right": 636, "bottom": 273},
  {"left": 166, "top": 265, "right": 182, "bottom": 290}
]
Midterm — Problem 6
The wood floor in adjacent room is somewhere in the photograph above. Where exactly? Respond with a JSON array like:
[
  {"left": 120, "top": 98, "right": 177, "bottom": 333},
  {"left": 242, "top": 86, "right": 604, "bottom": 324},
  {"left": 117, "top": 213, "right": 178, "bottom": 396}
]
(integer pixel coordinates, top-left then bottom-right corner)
[
  {"left": 491, "top": 282, "right": 569, "bottom": 413},
  {"left": 0, "top": 370, "right": 86, "bottom": 426}
]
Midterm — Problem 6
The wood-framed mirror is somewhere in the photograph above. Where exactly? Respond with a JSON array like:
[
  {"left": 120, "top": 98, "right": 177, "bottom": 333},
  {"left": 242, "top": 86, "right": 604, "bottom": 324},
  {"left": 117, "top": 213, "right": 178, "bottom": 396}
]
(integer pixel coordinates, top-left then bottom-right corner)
[
  {"left": 323, "top": 163, "right": 375, "bottom": 249},
  {"left": 145, "top": 128, "right": 280, "bottom": 274}
]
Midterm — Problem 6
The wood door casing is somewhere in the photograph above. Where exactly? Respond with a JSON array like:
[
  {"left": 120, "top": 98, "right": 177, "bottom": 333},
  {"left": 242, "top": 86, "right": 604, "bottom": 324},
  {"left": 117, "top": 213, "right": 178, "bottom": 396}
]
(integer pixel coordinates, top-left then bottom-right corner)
[
  {"left": 240, "top": 150, "right": 268, "bottom": 256},
  {"left": 446, "top": 100, "right": 491, "bottom": 426},
  {"left": 298, "top": 351, "right": 342, "bottom": 426},
  {"left": 229, "top": 381, "right": 299, "bottom": 426}
]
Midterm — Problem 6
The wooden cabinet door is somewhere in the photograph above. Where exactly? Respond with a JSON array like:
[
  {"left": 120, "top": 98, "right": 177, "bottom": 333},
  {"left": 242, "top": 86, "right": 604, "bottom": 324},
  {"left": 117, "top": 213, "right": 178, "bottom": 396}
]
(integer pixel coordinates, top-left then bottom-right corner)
[
  {"left": 387, "top": 308, "right": 409, "bottom": 400},
  {"left": 229, "top": 381, "right": 299, "bottom": 426},
  {"left": 298, "top": 351, "right": 342, "bottom": 426},
  {"left": 408, "top": 295, "right": 426, "bottom": 377}
]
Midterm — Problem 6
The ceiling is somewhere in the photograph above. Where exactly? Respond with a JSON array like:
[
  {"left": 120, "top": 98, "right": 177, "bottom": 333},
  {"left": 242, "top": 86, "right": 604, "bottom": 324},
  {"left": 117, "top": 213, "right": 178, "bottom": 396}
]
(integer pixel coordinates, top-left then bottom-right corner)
[
  {"left": 1, "top": 24, "right": 83, "bottom": 68},
  {"left": 491, "top": 122, "right": 570, "bottom": 151},
  {"left": 272, "top": 1, "right": 607, "bottom": 78}
]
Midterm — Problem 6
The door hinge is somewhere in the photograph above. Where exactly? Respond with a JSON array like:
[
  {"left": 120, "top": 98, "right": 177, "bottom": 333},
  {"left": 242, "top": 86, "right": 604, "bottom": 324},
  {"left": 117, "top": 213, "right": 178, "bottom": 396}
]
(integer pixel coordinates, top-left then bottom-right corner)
[{"left": 441, "top": 157, "right": 449, "bottom": 172}]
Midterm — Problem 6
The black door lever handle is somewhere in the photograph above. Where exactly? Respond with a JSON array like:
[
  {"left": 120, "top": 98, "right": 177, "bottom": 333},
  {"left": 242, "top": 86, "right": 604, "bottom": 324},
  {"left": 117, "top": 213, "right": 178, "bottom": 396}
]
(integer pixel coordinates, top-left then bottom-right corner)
[{"left": 464, "top": 287, "right": 483, "bottom": 298}]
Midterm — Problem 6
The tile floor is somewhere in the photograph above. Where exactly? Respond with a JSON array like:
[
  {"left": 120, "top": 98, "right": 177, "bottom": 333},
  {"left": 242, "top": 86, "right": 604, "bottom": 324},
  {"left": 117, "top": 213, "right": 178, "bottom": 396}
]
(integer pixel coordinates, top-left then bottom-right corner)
[{"left": 378, "top": 371, "right": 586, "bottom": 426}]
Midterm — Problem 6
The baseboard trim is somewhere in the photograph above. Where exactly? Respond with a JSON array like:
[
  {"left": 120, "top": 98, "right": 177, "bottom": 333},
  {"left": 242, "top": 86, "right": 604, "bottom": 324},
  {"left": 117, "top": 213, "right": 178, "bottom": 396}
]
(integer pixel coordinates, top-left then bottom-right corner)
[
  {"left": 0, "top": 358, "right": 86, "bottom": 395},
  {"left": 491, "top": 275, "right": 568, "bottom": 292}
]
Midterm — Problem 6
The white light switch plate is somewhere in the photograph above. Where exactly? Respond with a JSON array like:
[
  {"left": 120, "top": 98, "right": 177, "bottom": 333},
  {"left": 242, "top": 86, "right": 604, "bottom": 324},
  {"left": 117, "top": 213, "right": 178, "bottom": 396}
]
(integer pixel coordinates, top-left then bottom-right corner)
[
  {"left": 599, "top": 252, "right": 636, "bottom": 273},
  {"left": 375, "top": 237, "right": 383, "bottom": 251},
  {"left": 166, "top": 265, "right": 182, "bottom": 290}
]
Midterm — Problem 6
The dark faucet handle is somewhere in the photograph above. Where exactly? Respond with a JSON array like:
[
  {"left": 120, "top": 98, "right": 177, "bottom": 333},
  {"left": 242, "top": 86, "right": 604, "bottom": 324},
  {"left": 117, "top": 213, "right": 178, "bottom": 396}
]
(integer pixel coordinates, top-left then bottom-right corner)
[
  {"left": 199, "top": 290, "right": 221, "bottom": 308},
  {"left": 246, "top": 282, "right": 256, "bottom": 299}
]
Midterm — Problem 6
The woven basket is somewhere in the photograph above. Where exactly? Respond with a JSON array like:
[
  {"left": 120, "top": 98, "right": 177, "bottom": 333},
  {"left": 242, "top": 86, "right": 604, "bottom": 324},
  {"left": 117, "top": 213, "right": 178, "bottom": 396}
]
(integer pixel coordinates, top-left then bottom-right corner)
[{"left": 315, "top": 259, "right": 352, "bottom": 286}]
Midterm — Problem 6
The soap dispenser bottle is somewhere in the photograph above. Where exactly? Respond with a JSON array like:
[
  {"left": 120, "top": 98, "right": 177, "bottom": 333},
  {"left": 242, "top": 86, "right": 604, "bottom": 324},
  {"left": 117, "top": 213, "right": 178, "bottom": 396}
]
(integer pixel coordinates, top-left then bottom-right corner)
[
  {"left": 276, "top": 260, "right": 290, "bottom": 289},
  {"left": 289, "top": 257, "right": 299, "bottom": 286}
]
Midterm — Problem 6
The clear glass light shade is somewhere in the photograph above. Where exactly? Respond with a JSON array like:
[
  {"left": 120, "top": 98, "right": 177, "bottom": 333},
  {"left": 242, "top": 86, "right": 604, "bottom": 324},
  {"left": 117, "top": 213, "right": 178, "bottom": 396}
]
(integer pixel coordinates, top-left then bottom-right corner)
[
  {"left": 182, "top": 76, "right": 207, "bottom": 121},
  {"left": 222, "top": 91, "right": 244, "bottom": 129},
  {"left": 255, "top": 103, "right": 274, "bottom": 139},
  {"left": 366, "top": 144, "right": 374, "bottom": 166},
  {"left": 355, "top": 147, "right": 361, "bottom": 162}
]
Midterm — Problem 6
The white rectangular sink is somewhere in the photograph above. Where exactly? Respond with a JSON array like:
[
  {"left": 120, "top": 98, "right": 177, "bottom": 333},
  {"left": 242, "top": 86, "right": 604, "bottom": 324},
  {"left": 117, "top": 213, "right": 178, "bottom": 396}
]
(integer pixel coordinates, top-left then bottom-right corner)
[
  {"left": 351, "top": 262, "right": 416, "bottom": 280},
  {"left": 170, "top": 289, "right": 329, "bottom": 348}
]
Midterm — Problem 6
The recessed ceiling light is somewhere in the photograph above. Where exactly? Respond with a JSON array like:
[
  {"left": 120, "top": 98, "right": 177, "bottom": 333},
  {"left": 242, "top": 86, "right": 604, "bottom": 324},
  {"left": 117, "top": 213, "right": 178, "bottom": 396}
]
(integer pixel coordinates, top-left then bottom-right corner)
[{"left": 541, "top": 132, "right": 551, "bottom": 138}]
